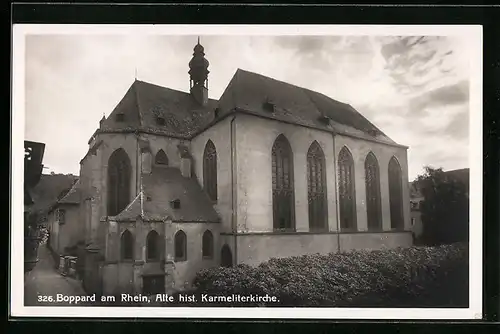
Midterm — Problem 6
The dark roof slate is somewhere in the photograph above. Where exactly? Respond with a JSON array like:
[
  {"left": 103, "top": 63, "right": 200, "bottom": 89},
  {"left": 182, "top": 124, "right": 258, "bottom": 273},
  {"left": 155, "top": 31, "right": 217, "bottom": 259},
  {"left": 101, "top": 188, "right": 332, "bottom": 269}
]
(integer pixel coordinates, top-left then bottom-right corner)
[
  {"left": 100, "top": 80, "right": 218, "bottom": 138},
  {"left": 96, "top": 69, "right": 400, "bottom": 146},
  {"left": 57, "top": 180, "right": 81, "bottom": 204},
  {"left": 216, "top": 69, "right": 397, "bottom": 145},
  {"left": 112, "top": 167, "right": 219, "bottom": 223}
]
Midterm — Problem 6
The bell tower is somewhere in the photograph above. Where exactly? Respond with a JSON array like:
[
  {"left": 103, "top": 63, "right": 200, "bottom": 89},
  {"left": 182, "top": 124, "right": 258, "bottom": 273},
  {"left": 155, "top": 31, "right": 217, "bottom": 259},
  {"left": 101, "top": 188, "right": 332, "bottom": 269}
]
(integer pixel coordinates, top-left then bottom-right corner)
[{"left": 188, "top": 37, "right": 210, "bottom": 106}]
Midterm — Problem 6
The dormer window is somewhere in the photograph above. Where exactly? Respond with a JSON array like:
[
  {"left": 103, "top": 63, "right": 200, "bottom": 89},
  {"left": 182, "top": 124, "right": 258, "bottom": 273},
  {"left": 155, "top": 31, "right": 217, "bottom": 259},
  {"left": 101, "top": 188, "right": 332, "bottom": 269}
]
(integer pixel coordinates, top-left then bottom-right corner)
[
  {"left": 171, "top": 199, "right": 181, "bottom": 209},
  {"left": 263, "top": 100, "right": 275, "bottom": 113},
  {"left": 318, "top": 115, "right": 330, "bottom": 125},
  {"left": 115, "top": 113, "right": 125, "bottom": 122},
  {"left": 156, "top": 116, "right": 166, "bottom": 126},
  {"left": 214, "top": 108, "right": 220, "bottom": 118}
]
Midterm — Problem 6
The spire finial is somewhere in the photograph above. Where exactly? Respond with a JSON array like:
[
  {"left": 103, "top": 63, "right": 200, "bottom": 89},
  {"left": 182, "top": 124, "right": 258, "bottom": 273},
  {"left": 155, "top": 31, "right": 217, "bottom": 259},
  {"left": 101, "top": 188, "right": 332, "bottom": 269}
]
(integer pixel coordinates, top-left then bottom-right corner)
[
  {"left": 135, "top": 67, "right": 137, "bottom": 80},
  {"left": 197, "top": 36, "right": 200, "bottom": 44}
]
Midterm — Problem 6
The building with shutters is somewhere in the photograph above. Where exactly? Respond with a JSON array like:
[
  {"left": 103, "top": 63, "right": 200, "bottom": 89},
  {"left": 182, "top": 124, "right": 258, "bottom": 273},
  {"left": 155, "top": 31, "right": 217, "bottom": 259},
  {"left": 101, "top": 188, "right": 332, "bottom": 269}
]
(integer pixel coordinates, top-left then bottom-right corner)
[{"left": 71, "top": 39, "right": 412, "bottom": 297}]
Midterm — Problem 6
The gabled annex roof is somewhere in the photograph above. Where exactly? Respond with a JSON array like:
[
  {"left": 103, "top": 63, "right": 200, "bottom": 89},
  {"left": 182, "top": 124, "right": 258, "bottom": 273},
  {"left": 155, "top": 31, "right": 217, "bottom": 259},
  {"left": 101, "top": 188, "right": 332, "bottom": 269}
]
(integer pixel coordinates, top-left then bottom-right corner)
[{"left": 111, "top": 167, "right": 219, "bottom": 223}]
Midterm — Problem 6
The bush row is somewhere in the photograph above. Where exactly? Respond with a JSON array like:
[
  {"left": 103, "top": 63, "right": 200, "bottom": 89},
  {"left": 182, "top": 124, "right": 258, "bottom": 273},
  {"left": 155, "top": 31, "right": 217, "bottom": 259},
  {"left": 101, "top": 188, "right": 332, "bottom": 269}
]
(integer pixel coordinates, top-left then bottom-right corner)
[{"left": 187, "top": 242, "right": 468, "bottom": 307}]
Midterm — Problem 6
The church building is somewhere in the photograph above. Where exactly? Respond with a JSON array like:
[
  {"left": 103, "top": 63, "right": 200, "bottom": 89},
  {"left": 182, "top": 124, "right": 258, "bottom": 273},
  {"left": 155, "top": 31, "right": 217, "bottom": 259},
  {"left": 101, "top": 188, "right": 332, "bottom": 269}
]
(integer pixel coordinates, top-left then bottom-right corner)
[{"left": 74, "top": 40, "right": 412, "bottom": 296}]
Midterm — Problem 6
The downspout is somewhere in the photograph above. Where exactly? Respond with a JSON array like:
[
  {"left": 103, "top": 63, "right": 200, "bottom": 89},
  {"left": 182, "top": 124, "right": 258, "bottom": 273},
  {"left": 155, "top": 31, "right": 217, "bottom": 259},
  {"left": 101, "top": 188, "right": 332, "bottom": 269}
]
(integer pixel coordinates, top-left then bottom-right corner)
[
  {"left": 230, "top": 115, "right": 237, "bottom": 265},
  {"left": 332, "top": 132, "right": 341, "bottom": 254}
]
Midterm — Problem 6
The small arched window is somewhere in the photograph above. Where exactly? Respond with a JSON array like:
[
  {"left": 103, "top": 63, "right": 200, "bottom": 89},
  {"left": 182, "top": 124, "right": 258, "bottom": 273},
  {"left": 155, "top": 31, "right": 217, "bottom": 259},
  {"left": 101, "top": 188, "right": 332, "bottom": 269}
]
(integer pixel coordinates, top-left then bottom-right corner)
[
  {"left": 107, "top": 148, "right": 131, "bottom": 216},
  {"left": 272, "top": 134, "right": 295, "bottom": 231},
  {"left": 338, "top": 146, "right": 356, "bottom": 230},
  {"left": 174, "top": 230, "right": 187, "bottom": 262},
  {"left": 155, "top": 149, "right": 169, "bottom": 165},
  {"left": 220, "top": 244, "right": 233, "bottom": 268},
  {"left": 121, "top": 229, "right": 134, "bottom": 260},
  {"left": 203, "top": 140, "right": 218, "bottom": 202},
  {"left": 307, "top": 141, "right": 327, "bottom": 231},
  {"left": 146, "top": 230, "right": 160, "bottom": 261},
  {"left": 389, "top": 156, "right": 404, "bottom": 229},
  {"left": 365, "top": 152, "right": 382, "bottom": 231},
  {"left": 202, "top": 230, "right": 214, "bottom": 259}
]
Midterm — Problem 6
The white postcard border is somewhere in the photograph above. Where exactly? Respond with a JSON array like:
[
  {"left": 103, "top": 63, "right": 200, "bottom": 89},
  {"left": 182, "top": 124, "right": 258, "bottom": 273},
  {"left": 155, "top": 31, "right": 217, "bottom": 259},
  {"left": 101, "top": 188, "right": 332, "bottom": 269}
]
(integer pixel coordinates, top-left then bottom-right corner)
[{"left": 11, "top": 24, "right": 483, "bottom": 319}]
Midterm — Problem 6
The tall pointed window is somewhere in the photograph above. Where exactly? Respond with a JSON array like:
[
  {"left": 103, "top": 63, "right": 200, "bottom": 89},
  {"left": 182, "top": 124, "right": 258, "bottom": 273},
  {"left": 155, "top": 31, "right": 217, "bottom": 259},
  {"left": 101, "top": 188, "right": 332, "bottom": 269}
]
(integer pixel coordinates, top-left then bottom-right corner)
[
  {"left": 389, "top": 156, "right": 404, "bottom": 229},
  {"left": 338, "top": 146, "right": 356, "bottom": 230},
  {"left": 365, "top": 152, "right": 382, "bottom": 230},
  {"left": 155, "top": 149, "right": 169, "bottom": 165},
  {"left": 146, "top": 230, "right": 160, "bottom": 261},
  {"left": 107, "top": 148, "right": 131, "bottom": 216},
  {"left": 121, "top": 229, "right": 134, "bottom": 261},
  {"left": 272, "top": 134, "right": 295, "bottom": 231},
  {"left": 307, "top": 141, "right": 327, "bottom": 231},
  {"left": 174, "top": 230, "right": 187, "bottom": 262},
  {"left": 202, "top": 230, "right": 214, "bottom": 259},
  {"left": 203, "top": 140, "right": 217, "bottom": 202}
]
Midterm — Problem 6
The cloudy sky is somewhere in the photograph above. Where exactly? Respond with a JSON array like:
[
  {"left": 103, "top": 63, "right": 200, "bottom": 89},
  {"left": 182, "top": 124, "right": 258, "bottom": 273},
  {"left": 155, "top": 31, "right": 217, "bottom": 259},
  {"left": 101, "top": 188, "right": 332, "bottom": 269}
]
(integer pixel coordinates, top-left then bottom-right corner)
[{"left": 24, "top": 32, "right": 472, "bottom": 181}]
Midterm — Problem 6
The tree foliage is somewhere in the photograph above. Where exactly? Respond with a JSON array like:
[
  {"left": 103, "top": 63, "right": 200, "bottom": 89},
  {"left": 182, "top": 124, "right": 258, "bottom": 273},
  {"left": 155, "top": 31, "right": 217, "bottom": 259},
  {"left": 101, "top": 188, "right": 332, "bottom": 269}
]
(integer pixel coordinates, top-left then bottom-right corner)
[{"left": 416, "top": 166, "right": 469, "bottom": 246}]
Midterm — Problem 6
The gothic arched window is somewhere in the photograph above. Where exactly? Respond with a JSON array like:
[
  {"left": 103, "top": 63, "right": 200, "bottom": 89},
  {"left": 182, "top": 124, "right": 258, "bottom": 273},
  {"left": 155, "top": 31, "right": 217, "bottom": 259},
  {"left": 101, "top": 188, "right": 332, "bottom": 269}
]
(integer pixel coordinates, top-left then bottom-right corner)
[
  {"left": 307, "top": 141, "right": 327, "bottom": 231},
  {"left": 220, "top": 244, "right": 233, "bottom": 268},
  {"left": 146, "top": 230, "right": 160, "bottom": 261},
  {"left": 202, "top": 230, "right": 214, "bottom": 259},
  {"left": 365, "top": 152, "right": 382, "bottom": 230},
  {"left": 338, "top": 146, "right": 356, "bottom": 230},
  {"left": 107, "top": 148, "right": 131, "bottom": 216},
  {"left": 155, "top": 149, "right": 169, "bottom": 165},
  {"left": 121, "top": 229, "right": 134, "bottom": 260},
  {"left": 272, "top": 134, "right": 295, "bottom": 231},
  {"left": 203, "top": 140, "right": 217, "bottom": 202},
  {"left": 174, "top": 230, "right": 187, "bottom": 262},
  {"left": 389, "top": 156, "right": 404, "bottom": 229}
]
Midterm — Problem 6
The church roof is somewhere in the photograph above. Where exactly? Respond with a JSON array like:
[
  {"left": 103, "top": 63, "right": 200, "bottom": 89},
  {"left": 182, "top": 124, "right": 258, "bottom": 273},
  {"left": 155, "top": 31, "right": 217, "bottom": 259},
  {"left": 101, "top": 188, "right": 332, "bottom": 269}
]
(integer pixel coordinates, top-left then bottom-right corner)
[
  {"left": 216, "top": 69, "right": 397, "bottom": 145},
  {"left": 96, "top": 69, "right": 401, "bottom": 147},
  {"left": 112, "top": 167, "right": 220, "bottom": 223},
  {"left": 99, "top": 80, "right": 218, "bottom": 138}
]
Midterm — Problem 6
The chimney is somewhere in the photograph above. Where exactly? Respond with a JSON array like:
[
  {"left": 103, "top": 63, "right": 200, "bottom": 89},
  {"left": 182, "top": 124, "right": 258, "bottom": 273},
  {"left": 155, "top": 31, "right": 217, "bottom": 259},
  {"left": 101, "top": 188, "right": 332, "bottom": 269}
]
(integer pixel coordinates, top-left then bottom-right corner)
[{"left": 178, "top": 144, "right": 192, "bottom": 178}]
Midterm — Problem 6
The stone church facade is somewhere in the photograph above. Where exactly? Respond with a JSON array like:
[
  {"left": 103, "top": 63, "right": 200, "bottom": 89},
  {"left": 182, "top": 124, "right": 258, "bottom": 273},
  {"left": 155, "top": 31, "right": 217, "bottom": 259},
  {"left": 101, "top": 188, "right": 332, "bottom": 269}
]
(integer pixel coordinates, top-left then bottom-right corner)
[{"left": 74, "top": 40, "right": 412, "bottom": 296}]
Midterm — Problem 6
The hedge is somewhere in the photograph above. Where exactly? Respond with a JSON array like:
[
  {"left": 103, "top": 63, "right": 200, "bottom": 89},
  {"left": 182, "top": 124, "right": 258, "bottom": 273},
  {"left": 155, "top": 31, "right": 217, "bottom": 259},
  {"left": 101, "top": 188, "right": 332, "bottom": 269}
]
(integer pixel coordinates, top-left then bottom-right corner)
[{"left": 184, "top": 242, "right": 468, "bottom": 307}]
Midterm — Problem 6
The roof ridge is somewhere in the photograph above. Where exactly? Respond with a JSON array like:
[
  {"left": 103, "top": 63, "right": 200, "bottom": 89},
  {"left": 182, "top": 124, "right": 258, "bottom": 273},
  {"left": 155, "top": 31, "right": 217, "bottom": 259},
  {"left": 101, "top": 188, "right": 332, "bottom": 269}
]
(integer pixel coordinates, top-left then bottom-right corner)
[{"left": 134, "top": 79, "right": 218, "bottom": 102}]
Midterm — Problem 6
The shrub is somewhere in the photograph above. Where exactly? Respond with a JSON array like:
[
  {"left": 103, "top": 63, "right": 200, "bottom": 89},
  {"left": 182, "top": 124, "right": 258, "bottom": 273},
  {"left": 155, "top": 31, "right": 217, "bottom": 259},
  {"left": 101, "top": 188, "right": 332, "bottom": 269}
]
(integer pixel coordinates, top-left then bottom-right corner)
[{"left": 189, "top": 242, "right": 468, "bottom": 307}]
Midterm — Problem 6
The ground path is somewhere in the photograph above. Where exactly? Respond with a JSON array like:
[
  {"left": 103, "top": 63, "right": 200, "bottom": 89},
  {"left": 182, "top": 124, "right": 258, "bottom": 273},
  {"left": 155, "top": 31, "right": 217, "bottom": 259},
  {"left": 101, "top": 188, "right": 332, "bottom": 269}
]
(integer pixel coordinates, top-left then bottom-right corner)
[{"left": 24, "top": 243, "right": 88, "bottom": 306}]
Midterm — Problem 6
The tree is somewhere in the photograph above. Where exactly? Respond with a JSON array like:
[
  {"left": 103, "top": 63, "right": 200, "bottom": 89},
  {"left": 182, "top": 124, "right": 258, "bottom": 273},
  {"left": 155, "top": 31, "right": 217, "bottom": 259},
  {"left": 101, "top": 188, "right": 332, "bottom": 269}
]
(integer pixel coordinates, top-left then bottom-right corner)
[{"left": 416, "top": 166, "right": 469, "bottom": 246}]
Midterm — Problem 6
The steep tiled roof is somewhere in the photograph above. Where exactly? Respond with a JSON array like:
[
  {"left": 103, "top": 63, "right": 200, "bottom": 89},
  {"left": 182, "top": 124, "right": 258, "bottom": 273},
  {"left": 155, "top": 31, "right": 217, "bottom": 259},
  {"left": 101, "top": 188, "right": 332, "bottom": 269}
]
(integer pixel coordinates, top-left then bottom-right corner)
[
  {"left": 27, "top": 174, "right": 79, "bottom": 222},
  {"left": 96, "top": 69, "right": 400, "bottom": 146},
  {"left": 216, "top": 69, "right": 397, "bottom": 145},
  {"left": 112, "top": 167, "right": 219, "bottom": 223},
  {"left": 99, "top": 80, "right": 218, "bottom": 138},
  {"left": 57, "top": 180, "right": 81, "bottom": 204}
]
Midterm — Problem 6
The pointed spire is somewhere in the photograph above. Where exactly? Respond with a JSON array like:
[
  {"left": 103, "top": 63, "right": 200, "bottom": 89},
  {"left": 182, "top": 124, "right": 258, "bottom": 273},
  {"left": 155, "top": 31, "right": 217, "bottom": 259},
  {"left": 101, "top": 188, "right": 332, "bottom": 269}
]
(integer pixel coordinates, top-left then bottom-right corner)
[{"left": 189, "top": 37, "right": 209, "bottom": 106}]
